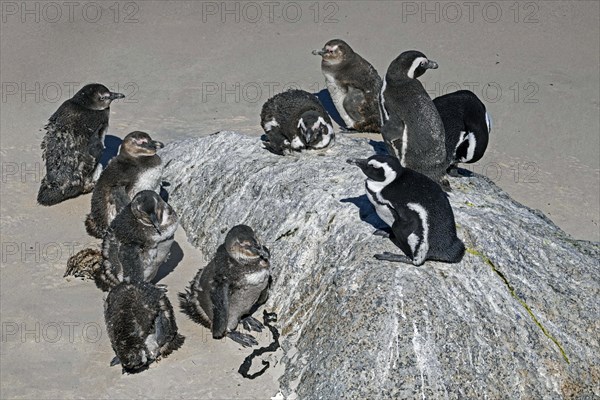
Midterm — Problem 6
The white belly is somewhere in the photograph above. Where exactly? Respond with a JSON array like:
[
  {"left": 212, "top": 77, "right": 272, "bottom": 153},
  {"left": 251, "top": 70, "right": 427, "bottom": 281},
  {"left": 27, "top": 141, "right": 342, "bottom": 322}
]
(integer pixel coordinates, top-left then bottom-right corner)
[
  {"left": 130, "top": 165, "right": 163, "bottom": 197},
  {"left": 324, "top": 73, "right": 356, "bottom": 128}
]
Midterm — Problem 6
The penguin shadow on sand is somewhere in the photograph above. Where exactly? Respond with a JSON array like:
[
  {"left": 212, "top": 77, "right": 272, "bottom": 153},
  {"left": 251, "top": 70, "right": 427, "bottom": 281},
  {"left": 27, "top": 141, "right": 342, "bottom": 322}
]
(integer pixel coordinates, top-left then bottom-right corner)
[
  {"left": 100, "top": 135, "right": 122, "bottom": 168},
  {"left": 152, "top": 241, "right": 184, "bottom": 282},
  {"left": 314, "top": 89, "right": 349, "bottom": 131},
  {"left": 340, "top": 195, "right": 388, "bottom": 232}
]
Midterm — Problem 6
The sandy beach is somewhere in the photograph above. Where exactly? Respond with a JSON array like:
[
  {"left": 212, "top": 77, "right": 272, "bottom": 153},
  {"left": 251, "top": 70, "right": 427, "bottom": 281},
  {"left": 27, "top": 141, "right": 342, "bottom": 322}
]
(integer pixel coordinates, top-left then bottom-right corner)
[{"left": 1, "top": 1, "right": 598, "bottom": 398}]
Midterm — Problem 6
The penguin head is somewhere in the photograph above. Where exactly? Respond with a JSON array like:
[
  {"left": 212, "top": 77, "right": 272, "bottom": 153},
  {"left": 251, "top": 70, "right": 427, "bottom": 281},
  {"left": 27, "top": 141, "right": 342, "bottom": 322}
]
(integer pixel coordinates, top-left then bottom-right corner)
[
  {"left": 387, "top": 51, "right": 438, "bottom": 81},
  {"left": 225, "top": 225, "right": 270, "bottom": 267},
  {"left": 71, "top": 83, "right": 125, "bottom": 110},
  {"left": 312, "top": 39, "right": 353, "bottom": 65},
  {"left": 347, "top": 155, "right": 403, "bottom": 182},
  {"left": 130, "top": 190, "right": 175, "bottom": 236},
  {"left": 120, "top": 131, "right": 165, "bottom": 157},
  {"left": 297, "top": 111, "right": 332, "bottom": 147}
]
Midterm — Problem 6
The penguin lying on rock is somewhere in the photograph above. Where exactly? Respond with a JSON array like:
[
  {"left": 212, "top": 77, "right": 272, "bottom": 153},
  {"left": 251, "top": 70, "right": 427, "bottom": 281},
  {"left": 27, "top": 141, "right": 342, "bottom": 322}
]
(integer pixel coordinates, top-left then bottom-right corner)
[
  {"left": 104, "top": 281, "right": 184, "bottom": 374},
  {"left": 261, "top": 89, "right": 334, "bottom": 155},
  {"left": 38, "top": 83, "right": 124, "bottom": 206},
  {"left": 433, "top": 90, "right": 491, "bottom": 176},
  {"left": 313, "top": 39, "right": 382, "bottom": 132},
  {"left": 348, "top": 155, "right": 464, "bottom": 266},
  {"left": 179, "top": 225, "right": 271, "bottom": 347},
  {"left": 85, "top": 131, "right": 164, "bottom": 239}
]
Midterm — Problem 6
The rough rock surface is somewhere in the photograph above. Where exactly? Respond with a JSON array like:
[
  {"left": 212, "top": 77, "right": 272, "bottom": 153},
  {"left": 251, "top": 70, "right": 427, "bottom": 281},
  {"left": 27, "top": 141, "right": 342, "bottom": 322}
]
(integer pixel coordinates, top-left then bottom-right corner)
[{"left": 160, "top": 132, "right": 599, "bottom": 399}]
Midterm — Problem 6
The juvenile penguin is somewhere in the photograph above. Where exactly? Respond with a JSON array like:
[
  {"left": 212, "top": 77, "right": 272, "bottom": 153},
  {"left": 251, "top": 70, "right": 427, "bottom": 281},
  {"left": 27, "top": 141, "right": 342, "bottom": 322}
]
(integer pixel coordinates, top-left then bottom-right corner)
[
  {"left": 313, "top": 39, "right": 382, "bottom": 132},
  {"left": 38, "top": 83, "right": 125, "bottom": 206},
  {"left": 179, "top": 225, "right": 271, "bottom": 347},
  {"left": 380, "top": 51, "right": 449, "bottom": 187},
  {"left": 94, "top": 190, "right": 178, "bottom": 291},
  {"left": 261, "top": 89, "right": 334, "bottom": 155},
  {"left": 85, "top": 131, "right": 164, "bottom": 239},
  {"left": 347, "top": 155, "right": 464, "bottom": 265},
  {"left": 104, "top": 281, "right": 185, "bottom": 373},
  {"left": 433, "top": 90, "right": 491, "bottom": 175}
]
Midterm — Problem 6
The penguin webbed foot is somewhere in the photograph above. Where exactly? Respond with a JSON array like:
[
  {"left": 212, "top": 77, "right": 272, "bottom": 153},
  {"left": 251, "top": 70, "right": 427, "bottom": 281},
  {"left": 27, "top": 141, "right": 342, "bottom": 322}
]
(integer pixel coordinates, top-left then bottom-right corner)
[
  {"left": 227, "top": 331, "right": 258, "bottom": 348},
  {"left": 110, "top": 356, "right": 121, "bottom": 367},
  {"left": 241, "top": 316, "right": 264, "bottom": 333},
  {"left": 374, "top": 252, "right": 416, "bottom": 265}
]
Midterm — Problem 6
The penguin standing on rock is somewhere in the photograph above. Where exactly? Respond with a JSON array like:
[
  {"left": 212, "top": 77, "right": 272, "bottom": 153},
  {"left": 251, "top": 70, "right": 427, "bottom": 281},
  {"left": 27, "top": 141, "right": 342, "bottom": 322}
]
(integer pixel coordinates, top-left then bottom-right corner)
[
  {"left": 433, "top": 90, "right": 491, "bottom": 175},
  {"left": 85, "top": 131, "right": 164, "bottom": 239},
  {"left": 380, "top": 51, "right": 450, "bottom": 188},
  {"left": 313, "top": 39, "right": 382, "bottom": 132},
  {"left": 104, "top": 281, "right": 185, "bottom": 374},
  {"left": 179, "top": 225, "right": 271, "bottom": 347},
  {"left": 347, "top": 155, "right": 464, "bottom": 266},
  {"left": 38, "top": 83, "right": 125, "bottom": 206},
  {"left": 93, "top": 190, "right": 178, "bottom": 291},
  {"left": 261, "top": 89, "right": 334, "bottom": 155}
]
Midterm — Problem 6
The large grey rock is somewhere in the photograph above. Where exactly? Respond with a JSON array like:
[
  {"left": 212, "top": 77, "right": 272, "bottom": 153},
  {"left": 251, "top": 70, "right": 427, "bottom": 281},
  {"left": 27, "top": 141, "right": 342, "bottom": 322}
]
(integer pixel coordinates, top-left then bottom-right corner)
[{"left": 160, "top": 132, "right": 599, "bottom": 399}]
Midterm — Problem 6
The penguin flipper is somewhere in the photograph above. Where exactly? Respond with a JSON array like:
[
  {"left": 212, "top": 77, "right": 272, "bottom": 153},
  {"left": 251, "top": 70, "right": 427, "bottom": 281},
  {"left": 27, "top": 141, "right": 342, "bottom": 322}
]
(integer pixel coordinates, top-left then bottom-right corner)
[
  {"left": 113, "top": 186, "right": 130, "bottom": 213},
  {"left": 343, "top": 87, "right": 366, "bottom": 123},
  {"left": 119, "top": 243, "right": 146, "bottom": 283},
  {"left": 381, "top": 119, "right": 406, "bottom": 161},
  {"left": 177, "top": 289, "right": 212, "bottom": 329},
  {"left": 389, "top": 207, "right": 421, "bottom": 263},
  {"left": 210, "top": 280, "right": 230, "bottom": 339}
]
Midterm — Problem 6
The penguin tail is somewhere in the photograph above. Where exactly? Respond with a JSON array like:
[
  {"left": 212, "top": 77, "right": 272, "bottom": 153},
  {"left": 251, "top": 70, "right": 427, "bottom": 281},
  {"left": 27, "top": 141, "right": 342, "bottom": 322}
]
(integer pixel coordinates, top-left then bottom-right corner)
[
  {"left": 85, "top": 214, "right": 104, "bottom": 239},
  {"left": 177, "top": 290, "right": 212, "bottom": 329},
  {"left": 161, "top": 333, "right": 185, "bottom": 358},
  {"left": 65, "top": 248, "right": 102, "bottom": 280},
  {"left": 93, "top": 261, "right": 121, "bottom": 292},
  {"left": 37, "top": 179, "right": 83, "bottom": 206}
]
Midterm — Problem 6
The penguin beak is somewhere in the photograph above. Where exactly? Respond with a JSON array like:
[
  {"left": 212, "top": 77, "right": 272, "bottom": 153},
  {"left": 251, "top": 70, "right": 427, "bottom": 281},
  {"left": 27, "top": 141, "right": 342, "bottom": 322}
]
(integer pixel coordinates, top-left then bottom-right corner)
[
  {"left": 425, "top": 60, "right": 438, "bottom": 69},
  {"left": 149, "top": 212, "right": 162, "bottom": 235},
  {"left": 108, "top": 92, "right": 125, "bottom": 100},
  {"left": 346, "top": 158, "right": 369, "bottom": 171},
  {"left": 150, "top": 140, "right": 164, "bottom": 150},
  {"left": 252, "top": 245, "right": 270, "bottom": 261},
  {"left": 303, "top": 129, "right": 314, "bottom": 144},
  {"left": 312, "top": 48, "right": 325, "bottom": 56}
]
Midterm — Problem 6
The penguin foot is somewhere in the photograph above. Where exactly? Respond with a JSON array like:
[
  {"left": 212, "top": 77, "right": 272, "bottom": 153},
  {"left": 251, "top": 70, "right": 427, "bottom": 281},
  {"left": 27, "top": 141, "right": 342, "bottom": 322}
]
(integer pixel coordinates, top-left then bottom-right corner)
[
  {"left": 110, "top": 356, "right": 121, "bottom": 367},
  {"left": 241, "top": 316, "right": 264, "bottom": 333},
  {"left": 373, "top": 228, "right": 392, "bottom": 238},
  {"left": 440, "top": 178, "right": 452, "bottom": 193},
  {"left": 374, "top": 252, "right": 415, "bottom": 265},
  {"left": 447, "top": 167, "right": 461, "bottom": 177},
  {"left": 227, "top": 331, "right": 258, "bottom": 348}
]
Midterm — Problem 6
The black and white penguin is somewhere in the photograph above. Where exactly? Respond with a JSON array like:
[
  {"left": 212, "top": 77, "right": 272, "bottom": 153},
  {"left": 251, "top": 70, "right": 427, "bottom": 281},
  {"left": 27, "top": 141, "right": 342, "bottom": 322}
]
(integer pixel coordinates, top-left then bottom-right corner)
[
  {"left": 104, "top": 281, "right": 185, "bottom": 374},
  {"left": 347, "top": 155, "right": 464, "bottom": 265},
  {"left": 85, "top": 131, "right": 164, "bottom": 239},
  {"left": 313, "top": 39, "right": 382, "bottom": 132},
  {"left": 178, "top": 225, "right": 271, "bottom": 347},
  {"left": 261, "top": 89, "right": 334, "bottom": 155},
  {"left": 94, "top": 190, "right": 178, "bottom": 291},
  {"left": 433, "top": 90, "right": 491, "bottom": 175},
  {"left": 37, "top": 83, "right": 125, "bottom": 206},
  {"left": 380, "top": 51, "right": 450, "bottom": 188}
]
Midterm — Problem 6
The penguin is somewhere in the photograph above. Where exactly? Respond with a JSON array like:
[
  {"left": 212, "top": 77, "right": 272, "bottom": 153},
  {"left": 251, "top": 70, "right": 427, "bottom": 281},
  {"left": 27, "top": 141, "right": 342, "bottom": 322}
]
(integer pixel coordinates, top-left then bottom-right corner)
[
  {"left": 379, "top": 51, "right": 450, "bottom": 188},
  {"left": 260, "top": 89, "right": 335, "bottom": 155},
  {"left": 37, "top": 83, "right": 125, "bottom": 206},
  {"left": 178, "top": 225, "right": 271, "bottom": 348},
  {"left": 94, "top": 190, "right": 178, "bottom": 292},
  {"left": 85, "top": 131, "right": 164, "bottom": 239},
  {"left": 433, "top": 90, "right": 491, "bottom": 175},
  {"left": 104, "top": 281, "right": 185, "bottom": 374},
  {"left": 347, "top": 155, "right": 465, "bottom": 265},
  {"left": 312, "top": 39, "right": 382, "bottom": 132}
]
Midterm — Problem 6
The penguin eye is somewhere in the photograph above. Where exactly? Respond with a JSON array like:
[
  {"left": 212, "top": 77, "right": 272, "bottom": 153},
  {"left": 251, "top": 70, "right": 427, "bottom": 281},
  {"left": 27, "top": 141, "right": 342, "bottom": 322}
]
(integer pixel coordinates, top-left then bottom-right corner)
[{"left": 420, "top": 60, "right": 427, "bottom": 67}]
